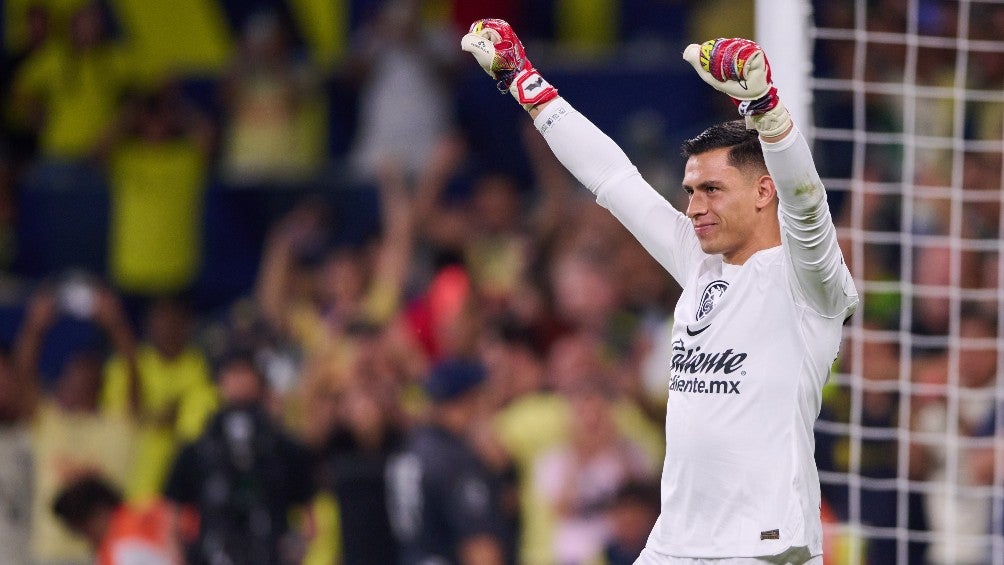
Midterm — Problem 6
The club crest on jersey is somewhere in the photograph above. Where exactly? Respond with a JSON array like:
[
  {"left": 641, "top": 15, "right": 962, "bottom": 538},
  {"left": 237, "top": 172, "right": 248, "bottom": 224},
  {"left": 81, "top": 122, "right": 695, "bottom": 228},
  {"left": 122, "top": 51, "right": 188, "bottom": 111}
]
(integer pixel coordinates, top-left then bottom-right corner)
[{"left": 696, "top": 280, "right": 728, "bottom": 321}]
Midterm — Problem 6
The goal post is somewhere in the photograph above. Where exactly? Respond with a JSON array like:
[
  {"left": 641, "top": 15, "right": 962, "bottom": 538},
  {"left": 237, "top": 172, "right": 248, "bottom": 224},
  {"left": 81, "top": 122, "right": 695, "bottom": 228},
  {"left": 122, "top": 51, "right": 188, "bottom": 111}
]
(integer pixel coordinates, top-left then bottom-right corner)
[{"left": 755, "top": 0, "right": 814, "bottom": 135}]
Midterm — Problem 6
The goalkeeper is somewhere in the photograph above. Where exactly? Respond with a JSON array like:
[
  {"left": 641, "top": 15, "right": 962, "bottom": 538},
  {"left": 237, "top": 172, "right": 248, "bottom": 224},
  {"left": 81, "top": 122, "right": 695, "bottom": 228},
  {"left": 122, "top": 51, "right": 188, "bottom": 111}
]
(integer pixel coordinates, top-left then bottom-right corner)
[{"left": 462, "top": 20, "right": 858, "bottom": 565}]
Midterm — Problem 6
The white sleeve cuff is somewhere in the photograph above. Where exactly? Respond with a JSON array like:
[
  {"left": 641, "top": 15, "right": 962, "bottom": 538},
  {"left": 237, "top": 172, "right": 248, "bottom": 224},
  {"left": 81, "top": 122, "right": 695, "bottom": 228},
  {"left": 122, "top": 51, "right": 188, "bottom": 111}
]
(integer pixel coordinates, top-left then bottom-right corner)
[{"left": 533, "top": 98, "right": 576, "bottom": 135}]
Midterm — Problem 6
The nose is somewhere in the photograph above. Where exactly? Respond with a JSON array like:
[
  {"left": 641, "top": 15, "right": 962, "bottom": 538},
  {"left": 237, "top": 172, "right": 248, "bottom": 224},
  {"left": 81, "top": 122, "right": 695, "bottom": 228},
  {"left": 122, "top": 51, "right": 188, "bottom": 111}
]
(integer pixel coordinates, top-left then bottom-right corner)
[{"left": 686, "top": 191, "right": 706, "bottom": 219}]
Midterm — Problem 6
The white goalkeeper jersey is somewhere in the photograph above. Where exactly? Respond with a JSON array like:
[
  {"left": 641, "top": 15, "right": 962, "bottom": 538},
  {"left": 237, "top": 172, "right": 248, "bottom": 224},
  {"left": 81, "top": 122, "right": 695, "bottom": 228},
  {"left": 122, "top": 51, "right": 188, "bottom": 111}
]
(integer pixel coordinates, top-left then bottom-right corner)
[{"left": 535, "top": 99, "right": 858, "bottom": 559}]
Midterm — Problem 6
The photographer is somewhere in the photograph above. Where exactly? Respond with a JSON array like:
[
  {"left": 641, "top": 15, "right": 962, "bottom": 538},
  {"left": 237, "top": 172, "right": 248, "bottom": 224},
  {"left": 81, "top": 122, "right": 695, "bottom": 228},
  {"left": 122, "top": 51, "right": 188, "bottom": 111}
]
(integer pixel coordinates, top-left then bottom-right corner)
[{"left": 162, "top": 351, "right": 316, "bottom": 565}]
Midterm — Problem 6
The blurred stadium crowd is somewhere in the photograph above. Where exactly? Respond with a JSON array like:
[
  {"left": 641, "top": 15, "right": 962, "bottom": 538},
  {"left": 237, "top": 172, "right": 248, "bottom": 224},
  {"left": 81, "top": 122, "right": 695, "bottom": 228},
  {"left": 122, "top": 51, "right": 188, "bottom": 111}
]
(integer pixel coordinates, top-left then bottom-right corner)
[{"left": 0, "top": 0, "right": 1001, "bottom": 564}]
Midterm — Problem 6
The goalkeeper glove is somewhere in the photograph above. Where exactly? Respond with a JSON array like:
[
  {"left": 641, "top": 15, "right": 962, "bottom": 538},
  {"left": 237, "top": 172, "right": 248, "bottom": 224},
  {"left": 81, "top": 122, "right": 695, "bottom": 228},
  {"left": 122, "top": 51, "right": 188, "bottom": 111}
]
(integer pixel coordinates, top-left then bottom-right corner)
[
  {"left": 460, "top": 18, "right": 558, "bottom": 109},
  {"left": 682, "top": 38, "right": 791, "bottom": 138}
]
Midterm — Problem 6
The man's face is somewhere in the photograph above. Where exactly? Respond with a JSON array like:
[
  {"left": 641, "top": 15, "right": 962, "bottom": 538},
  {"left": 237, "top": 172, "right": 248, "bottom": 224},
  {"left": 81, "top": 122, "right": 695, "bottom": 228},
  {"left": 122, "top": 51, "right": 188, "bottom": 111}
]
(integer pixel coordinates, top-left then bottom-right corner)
[
  {"left": 217, "top": 360, "right": 264, "bottom": 407},
  {"left": 682, "top": 147, "right": 765, "bottom": 264}
]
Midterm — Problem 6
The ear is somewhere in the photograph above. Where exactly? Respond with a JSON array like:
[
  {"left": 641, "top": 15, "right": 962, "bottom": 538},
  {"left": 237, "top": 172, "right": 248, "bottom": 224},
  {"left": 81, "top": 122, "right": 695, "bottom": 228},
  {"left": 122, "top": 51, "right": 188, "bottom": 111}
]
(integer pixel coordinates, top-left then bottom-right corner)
[{"left": 755, "top": 174, "right": 777, "bottom": 210}]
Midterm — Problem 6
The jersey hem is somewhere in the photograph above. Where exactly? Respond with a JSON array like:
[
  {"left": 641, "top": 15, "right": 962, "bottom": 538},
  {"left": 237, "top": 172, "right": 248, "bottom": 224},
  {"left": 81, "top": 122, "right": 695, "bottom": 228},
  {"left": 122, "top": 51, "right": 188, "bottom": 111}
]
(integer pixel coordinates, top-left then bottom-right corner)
[{"left": 644, "top": 540, "right": 822, "bottom": 560}]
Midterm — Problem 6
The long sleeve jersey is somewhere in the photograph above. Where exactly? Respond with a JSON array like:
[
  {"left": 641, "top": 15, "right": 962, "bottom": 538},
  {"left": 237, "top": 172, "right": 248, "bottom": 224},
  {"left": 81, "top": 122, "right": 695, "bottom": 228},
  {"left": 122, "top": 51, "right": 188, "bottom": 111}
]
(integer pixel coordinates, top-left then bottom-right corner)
[{"left": 534, "top": 99, "right": 858, "bottom": 558}]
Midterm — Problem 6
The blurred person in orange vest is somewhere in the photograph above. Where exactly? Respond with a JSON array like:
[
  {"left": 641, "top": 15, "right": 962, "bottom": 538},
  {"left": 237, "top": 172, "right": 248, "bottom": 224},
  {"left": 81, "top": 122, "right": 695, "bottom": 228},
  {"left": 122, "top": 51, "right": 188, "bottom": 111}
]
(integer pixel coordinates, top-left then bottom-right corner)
[{"left": 52, "top": 473, "right": 186, "bottom": 565}]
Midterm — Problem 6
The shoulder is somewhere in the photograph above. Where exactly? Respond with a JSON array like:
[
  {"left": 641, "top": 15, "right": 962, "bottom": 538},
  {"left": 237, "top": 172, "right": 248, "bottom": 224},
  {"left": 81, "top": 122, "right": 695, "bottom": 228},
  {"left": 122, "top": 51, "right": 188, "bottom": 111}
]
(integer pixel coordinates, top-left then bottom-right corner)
[
  {"left": 746, "top": 246, "right": 797, "bottom": 286},
  {"left": 757, "top": 247, "right": 794, "bottom": 285},
  {"left": 753, "top": 246, "right": 786, "bottom": 267},
  {"left": 408, "top": 427, "right": 477, "bottom": 471},
  {"left": 407, "top": 425, "right": 455, "bottom": 456}
]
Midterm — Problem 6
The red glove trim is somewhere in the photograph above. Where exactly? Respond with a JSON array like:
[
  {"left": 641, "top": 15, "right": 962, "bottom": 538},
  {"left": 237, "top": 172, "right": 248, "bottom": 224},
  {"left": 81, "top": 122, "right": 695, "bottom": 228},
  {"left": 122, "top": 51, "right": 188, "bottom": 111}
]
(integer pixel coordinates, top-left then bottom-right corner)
[{"left": 511, "top": 69, "right": 558, "bottom": 107}]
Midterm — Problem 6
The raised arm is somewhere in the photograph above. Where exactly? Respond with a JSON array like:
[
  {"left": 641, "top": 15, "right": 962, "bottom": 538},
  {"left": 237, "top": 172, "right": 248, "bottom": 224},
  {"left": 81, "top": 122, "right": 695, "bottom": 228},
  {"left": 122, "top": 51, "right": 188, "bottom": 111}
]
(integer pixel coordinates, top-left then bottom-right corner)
[
  {"left": 460, "top": 19, "right": 702, "bottom": 282},
  {"left": 682, "top": 37, "right": 857, "bottom": 317},
  {"left": 255, "top": 203, "right": 327, "bottom": 334},
  {"left": 763, "top": 129, "right": 856, "bottom": 318},
  {"left": 10, "top": 287, "right": 58, "bottom": 417},
  {"left": 362, "top": 158, "right": 416, "bottom": 325},
  {"left": 682, "top": 38, "right": 793, "bottom": 143},
  {"left": 91, "top": 286, "right": 141, "bottom": 417}
]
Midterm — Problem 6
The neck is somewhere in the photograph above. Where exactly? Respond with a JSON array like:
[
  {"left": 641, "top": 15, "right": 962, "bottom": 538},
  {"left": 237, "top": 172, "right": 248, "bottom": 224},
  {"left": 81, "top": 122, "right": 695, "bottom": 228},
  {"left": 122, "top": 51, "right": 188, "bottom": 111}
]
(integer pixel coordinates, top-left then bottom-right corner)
[{"left": 724, "top": 224, "right": 781, "bottom": 265}]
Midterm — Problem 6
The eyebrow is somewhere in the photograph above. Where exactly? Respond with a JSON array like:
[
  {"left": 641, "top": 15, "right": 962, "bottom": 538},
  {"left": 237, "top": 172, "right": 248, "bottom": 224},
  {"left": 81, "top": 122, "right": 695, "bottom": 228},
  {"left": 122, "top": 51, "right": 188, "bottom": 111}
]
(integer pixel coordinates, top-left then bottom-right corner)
[{"left": 681, "top": 180, "right": 724, "bottom": 192}]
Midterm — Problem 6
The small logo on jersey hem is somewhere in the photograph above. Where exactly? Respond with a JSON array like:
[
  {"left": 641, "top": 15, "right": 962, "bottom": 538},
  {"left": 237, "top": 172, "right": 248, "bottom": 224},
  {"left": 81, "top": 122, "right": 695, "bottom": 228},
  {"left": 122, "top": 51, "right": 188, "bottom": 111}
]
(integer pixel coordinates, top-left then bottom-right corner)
[
  {"left": 760, "top": 529, "right": 780, "bottom": 540},
  {"left": 685, "top": 324, "right": 711, "bottom": 336}
]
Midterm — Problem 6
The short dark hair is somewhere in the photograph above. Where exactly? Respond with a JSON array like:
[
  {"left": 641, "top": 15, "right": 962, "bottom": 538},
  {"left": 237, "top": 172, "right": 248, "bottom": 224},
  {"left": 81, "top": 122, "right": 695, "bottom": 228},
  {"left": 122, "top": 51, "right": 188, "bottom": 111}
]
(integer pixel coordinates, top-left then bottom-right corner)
[
  {"left": 214, "top": 347, "right": 267, "bottom": 386},
  {"left": 52, "top": 475, "right": 123, "bottom": 530},
  {"left": 681, "top": 119, "right": 766, "bottom": 175}
]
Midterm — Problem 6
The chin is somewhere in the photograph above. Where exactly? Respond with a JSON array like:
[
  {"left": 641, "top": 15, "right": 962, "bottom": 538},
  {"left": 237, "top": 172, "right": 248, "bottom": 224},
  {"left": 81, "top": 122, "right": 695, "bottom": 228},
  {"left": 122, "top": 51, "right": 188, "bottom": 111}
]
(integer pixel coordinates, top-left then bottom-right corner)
[{"left": 698, "top": 242, "right": 721, "bottom": 255}]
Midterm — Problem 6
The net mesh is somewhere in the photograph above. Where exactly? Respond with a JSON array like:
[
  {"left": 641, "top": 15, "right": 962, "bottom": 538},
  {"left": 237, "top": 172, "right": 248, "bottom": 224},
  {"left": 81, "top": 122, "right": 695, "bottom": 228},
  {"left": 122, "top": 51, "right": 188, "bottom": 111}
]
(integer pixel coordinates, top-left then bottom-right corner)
[{"left": 807, "top": 1, "right": 1004, "bottom": 564}]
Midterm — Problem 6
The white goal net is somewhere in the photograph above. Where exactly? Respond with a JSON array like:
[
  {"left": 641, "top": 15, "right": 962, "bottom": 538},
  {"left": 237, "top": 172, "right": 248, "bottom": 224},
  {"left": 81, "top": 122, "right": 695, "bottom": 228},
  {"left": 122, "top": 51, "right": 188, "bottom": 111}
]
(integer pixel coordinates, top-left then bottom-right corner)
[{"left": 762, "top": 1, "right": 1004, "bottom": 564}]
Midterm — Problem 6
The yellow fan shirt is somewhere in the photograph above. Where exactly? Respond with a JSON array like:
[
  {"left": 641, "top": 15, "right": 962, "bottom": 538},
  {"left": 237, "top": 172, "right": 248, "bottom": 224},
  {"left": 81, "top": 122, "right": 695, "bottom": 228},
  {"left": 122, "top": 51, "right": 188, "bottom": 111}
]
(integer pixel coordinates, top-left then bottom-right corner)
[
  {"left": 101, "top": 344, "right": 218, "bottom": 501},
  {"left": 108, "top": 139, "right": 207, "bottom": 294}
]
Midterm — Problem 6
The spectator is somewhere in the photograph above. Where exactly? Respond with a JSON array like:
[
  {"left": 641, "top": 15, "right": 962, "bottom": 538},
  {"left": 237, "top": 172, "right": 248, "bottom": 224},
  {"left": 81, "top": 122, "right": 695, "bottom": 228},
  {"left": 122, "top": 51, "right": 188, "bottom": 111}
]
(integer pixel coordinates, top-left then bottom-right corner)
[
  {"left": 402, "top": 127, "right": 585, "bottom": 368},
  {"left": 100, "top": 294, "right": 218, "bottom": 502},
  {"left": 51, "top": 474, "right": 184, "bottom": 565},
  {"left": 404, "top": 262, "right": 485, "bottom": 364},
  {"left": 494, "top": 329, "right": 663, "bottom": 564},
  {"left": 412, "top": 123, "right": 577, "bottom": 340},
  {"left": 914, "top": 307, "right": 999, "bottom": 564},
  {"left": 532, "top": 379, "right": 656, "bottom": 564},
  {"left": 95, "top": 80, "right": 215, "bottom": 296},
  {"left": 217, "top": 9, "right": 327, "bottom": 190},
  {"left": 306, "top": 325, "right": 407, "bottom": 565},
  {"left": 386, "top": 359, "right": 515, "bottom": 565},
  {"left": 9, "top": 0, "right": 131, "bottom": 163},
  {"left": 462, "top": 172, "right": 533, "bottom": 310},
  {"left": 162, "top": 351, "right": 316, "bottom": 565},
  {"left": 0, "top": 347, "right": 33, "bottom": 565},
  {"left": 478, "top": 316, "right": 550, "bottom": 411},
  {"left": 255, "top": 159, "right": 416, "bottom": 386},
  {"left": 347, "top": 0, "right": 461, "bottom": 182},
  {"left": 12, "top": 280, "right": 139, "bottom": 565},
  {"left": 596, "top": 480, "right": 662, "bottom": 565},
  {"left": 548, "top": 246, "right": 621, "bottom": 335}
]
